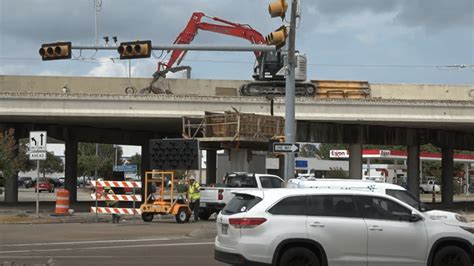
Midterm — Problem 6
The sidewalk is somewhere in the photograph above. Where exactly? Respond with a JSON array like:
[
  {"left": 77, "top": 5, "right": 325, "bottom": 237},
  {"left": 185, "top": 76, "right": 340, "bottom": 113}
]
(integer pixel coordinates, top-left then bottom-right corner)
[{"left": 0, "top": 211, "right": 112, "bottom": 224}]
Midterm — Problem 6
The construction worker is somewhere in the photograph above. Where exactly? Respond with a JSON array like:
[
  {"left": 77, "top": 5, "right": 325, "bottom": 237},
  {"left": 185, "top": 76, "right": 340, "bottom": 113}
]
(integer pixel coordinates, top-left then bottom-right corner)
[
  {"left": 187, "top": 175, "right": 201, "bottom": 222},
  {"left": 103, "top": 186, "right": 121, "bottom": 223}
]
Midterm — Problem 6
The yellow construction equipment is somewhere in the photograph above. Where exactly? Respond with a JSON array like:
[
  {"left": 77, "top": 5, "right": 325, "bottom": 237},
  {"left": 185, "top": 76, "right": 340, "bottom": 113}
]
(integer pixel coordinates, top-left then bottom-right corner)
[{"left": 140, "top": 170, "right": 191, "bottom": 223}]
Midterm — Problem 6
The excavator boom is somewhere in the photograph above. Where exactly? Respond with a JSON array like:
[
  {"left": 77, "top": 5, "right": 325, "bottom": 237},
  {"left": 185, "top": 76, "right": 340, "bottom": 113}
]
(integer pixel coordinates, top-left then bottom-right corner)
[{"left": 158, "top": 12, "right": 266, "bottom": 71}]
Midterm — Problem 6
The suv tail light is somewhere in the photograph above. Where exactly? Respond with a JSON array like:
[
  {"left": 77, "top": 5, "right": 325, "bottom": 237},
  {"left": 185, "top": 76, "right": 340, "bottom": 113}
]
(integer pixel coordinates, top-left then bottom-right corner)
[
  {"left": 229, "top": 218, "right": 266, "bottom": 228},
  {"left": 218, "top": 189, "right": 224, "bottom": 200}
]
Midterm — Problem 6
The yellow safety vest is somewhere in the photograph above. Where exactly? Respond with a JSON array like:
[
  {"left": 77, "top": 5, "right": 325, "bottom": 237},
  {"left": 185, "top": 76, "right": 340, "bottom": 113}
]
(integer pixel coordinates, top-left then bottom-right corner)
[
  {"left": 188, "top": 182, "right": 201, "bottom": 200},
  {"left": 105, "top": 190, "right": 118, "bottom": 206}
]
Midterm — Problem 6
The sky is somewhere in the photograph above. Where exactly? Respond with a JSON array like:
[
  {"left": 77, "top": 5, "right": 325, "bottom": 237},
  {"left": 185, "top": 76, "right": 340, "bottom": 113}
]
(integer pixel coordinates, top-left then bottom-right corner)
[
  {"left": 0, "top": 0, "right": 473, "bottom": 84},
  {"left": 46, "top": 144, "right": 140, "bottom": 157}
]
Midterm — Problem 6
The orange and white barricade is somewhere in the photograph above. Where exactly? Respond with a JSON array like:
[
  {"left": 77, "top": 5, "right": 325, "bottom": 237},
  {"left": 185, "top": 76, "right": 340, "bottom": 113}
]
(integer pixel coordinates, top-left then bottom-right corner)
[
  {"left": 91, "top": 207, "right": 141, "bottom": 215},
  {"left": 91, "top": 180, "right": 141, "bottom": 190},
  {"left": 90, "top": 180, "right": 142, "bottom": 216}
]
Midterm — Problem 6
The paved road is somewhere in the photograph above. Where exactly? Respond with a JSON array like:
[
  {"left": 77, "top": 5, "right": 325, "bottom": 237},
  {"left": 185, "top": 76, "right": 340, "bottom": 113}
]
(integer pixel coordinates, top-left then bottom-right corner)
[{"left": 0, "top": 220, "right": 225, "bottom": 266}]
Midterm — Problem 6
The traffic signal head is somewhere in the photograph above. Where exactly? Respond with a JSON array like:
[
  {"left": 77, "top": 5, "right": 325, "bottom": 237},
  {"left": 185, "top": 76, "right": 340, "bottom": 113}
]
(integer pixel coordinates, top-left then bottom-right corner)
[
  {"left": 266, "top": 26, "right": 288, "bottom": 48},
  {"left": 268, "top": 0, "right": 288, "bottom": 19},
  {"left": 39, "top": 42, "right": 72, "bottom": 61},
  {"left": 117, "top": 40, "right": 152, "bottom": 59}
]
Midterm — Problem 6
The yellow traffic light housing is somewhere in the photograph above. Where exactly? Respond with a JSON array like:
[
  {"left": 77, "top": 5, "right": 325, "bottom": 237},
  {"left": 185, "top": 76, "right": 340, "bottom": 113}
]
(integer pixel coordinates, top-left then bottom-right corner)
[
  {"left": 117, "top": 40, "right": 152, "bottom": 60},
  {"left": 39, "top": 42, "right": 72, "bottom": 61},
  {"left": 266, "top": 26, "right": 288, "bottom": 49},
  {"left": 268, "top": 0, "right": 288, "bottom": 19}
]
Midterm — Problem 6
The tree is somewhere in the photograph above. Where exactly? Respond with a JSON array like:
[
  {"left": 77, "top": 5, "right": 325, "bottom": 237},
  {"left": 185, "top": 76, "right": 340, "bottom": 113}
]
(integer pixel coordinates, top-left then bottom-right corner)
[
  {"left": 419, "top": 144, "right": 442, "bottom": 182},
  {"left": 316, "top": 143, "right": 347, "bottom": 159},
  {"left": 78, "top": 143, "right": 123, "bottom": 179},
  {"left": 37, "top": 152, "right": 64, "bottom": 178},
  {"left": 128, "top": 153, "right": 141, "bottom": 176},
  {"left": 298, "top": 143, "right": 320, "bottom": 158},
  {"left": 0, "top": 129, "right": 32, "bottom": 186},
  {"left": 326, "top": 167, "right": 348, "bottom": 178}
]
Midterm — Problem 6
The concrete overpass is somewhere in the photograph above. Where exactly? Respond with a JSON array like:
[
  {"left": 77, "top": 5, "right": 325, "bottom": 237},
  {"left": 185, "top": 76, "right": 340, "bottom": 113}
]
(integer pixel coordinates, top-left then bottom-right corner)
[{"left": 1, "top": 75, "right": 474, "bottom": 204}]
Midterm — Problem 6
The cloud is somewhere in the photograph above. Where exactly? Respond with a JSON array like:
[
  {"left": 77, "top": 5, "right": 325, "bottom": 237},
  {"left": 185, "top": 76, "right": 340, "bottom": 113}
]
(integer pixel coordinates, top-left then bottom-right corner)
[
  {"left": 87, "top": 57, "right": 130, "bottom": 77},
  {"left": 395, "top": 0, "right": 474, "bottom": 31},
  {"left": 308, "top": 0, "right": 473, "bottom": 32}
]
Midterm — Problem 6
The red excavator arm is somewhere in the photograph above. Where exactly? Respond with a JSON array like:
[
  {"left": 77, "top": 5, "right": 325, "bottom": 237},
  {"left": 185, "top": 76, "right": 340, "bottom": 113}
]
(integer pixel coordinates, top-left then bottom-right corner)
[{"left": 157, "top": 12, "right": 266, "bottom": 71}]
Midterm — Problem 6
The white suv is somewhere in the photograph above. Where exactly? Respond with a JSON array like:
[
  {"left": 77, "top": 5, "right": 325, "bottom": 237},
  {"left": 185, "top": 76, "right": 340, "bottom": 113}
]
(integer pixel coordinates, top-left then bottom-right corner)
[{"left": 215, "top": 188, "right": 474, "bottom": 266}]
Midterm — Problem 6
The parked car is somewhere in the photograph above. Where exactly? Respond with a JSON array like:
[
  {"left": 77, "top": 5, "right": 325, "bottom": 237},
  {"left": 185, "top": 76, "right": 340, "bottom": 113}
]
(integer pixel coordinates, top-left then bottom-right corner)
[
  {"left": 215, "top": 188, "right": 474, "bottom": 266},
  {"left": 18, "top": 177, "right": 32, "bottom": 187},
  {"left": 199, "top": 172, "right": 285, "bottom": 220},
  {"left": 22, "top": 177, "right": 35, "bottom": 188},
  {"left": 35, "top": 178, "right": 55, "bottom": 193},
  {"left": 420, "top": 180, "right": 441, "bottom": 194},
  {"left": 469, "top": 183, "right": 474, "bottom": 194},
  {"left": 58, "top": 177, "right": 65, "bottom": 186}
]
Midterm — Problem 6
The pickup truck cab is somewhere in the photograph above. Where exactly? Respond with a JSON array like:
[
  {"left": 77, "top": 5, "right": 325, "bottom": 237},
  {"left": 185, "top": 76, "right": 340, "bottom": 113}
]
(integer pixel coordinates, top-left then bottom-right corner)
[
  {"left": 420, "top": 180, "right": 441, "bottom": 194},
  {"left": 199, "top": 172, "right": 284, "bottom": 220}
]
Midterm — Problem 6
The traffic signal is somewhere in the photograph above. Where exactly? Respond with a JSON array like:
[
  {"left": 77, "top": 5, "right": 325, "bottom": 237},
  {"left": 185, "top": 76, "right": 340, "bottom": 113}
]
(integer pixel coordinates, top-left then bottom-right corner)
[
  {"left": 39, "top": 42, "right": 72, "bottom": 61},
  {"left": 266, "top": 26, "right": 288, "bottom": 48},
  {"left": 268, "top": 135, "right": 285, "bottom": 151},
  {"left": 268, "top": 0, "right": 288, "bottom": 19},
  {"left": 117, "top": 40, "right": 152, "bottom": 59}
]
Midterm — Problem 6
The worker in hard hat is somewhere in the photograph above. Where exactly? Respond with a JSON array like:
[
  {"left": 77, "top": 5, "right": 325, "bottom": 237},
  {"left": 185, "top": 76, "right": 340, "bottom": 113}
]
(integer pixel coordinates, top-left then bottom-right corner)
[
  {"left": 103, "top": 186, "right": 121, "bottom": 223},
  {"left": 187, "top": 175, "right": 201, "bottom": 222}
]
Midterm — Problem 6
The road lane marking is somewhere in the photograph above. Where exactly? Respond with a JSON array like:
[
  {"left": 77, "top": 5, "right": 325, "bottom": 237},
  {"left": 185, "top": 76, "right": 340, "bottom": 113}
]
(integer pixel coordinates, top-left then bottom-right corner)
[
  {"left": 0, "top": 236, "right": 189, "bottom": 247},
  {"left": 0, "top": 241, "right": 215, "bottom": 254}
]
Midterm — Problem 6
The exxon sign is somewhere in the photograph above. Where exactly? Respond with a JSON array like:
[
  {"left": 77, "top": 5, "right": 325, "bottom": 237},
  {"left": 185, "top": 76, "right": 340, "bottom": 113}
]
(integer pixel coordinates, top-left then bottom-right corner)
[{"left": 330, "top": 150, "right": 349, "bottom": 158}]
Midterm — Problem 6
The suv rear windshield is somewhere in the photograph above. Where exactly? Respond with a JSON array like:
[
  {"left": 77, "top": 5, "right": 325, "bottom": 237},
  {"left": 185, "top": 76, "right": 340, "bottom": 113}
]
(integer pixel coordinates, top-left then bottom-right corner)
[
  {"left": 221, "top": 194, "right": 262, "bottom": 215},
  {"left": 386, "top": 189, "right": 429, "bottom": 212}
]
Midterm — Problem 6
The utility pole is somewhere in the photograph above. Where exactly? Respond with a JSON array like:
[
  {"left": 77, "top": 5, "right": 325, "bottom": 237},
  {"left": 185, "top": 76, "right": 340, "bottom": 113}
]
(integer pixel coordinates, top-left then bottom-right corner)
[{"left": 284, "top": 0, "right": 298, "bottom": 181}]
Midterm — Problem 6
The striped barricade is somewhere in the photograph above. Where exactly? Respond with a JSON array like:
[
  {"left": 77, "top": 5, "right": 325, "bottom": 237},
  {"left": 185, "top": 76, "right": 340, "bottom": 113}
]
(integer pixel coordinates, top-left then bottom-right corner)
[
  {"left": 91, "top": 207, "right": 141, "bottom": 215},
  {"left": 90, "top": 180, "right": 142, "bottom": 216},
  {"left": 91, "top": 180, "right": 142, "bottom": 189},
  {"left": 91, "top": 193, "right": 142, "bottom": 202}
]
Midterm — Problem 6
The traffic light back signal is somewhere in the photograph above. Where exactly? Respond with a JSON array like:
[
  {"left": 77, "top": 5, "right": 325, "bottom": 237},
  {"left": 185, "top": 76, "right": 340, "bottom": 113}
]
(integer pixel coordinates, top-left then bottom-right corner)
[
  {"left": 268, "top": 0, "right": 288, "bottom": 19},
  {"left": 266, "top": 26, "right": 288, "bottom": 48},
  {"left": 117, "top": 40, "right": 152, "bottom": 60},
  {"left": 39, "top": 42, "right": 72, "bottom": 61}
]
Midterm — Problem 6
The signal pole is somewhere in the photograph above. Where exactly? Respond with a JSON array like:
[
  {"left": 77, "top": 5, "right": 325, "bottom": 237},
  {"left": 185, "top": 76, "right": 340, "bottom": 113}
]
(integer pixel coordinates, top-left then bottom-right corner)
[{"left": 284, "top": 0, "right": 298, "bottom": 181}]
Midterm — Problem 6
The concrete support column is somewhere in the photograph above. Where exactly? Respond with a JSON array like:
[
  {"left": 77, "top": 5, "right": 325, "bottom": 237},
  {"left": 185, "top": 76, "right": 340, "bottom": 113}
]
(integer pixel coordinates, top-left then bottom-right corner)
[
  {"left": 407, "top": 145, "right": 420, "bottom": 199},
  {"left": 206, "top": 150, "right": 217, "bottom": 185},
  {"left": 465, "top": 163, "right": 470, "bottom": 195},
  {"left": 3, "top": 128, "right": 19, "bottom": 203},
  {"left": 366, "top": 158, "right": 371, "bottom": 178},
  {"left": 65, "top": 138, "right": 78, "bottom": 202},
  {"left": 141, "top": 140, "right": 150, "bottom": 203},
  {"left": 229, "top": 149, "right": 250, "bottom": 173},
  {"left": 441, "top": 147, "right": 454, "bottom": 204},
  {"left": 349, "top": 143, "right": 362, "bottom": 179}
]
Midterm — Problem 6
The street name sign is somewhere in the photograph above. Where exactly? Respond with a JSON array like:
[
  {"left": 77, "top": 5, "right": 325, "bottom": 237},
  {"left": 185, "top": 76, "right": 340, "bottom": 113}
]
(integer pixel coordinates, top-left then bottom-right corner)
[
  {"left": 113, "top": 164, "right": 138, "bottom": 173},
  {"left": 273, "top": 143, "right": 300, "bottom": 153}
]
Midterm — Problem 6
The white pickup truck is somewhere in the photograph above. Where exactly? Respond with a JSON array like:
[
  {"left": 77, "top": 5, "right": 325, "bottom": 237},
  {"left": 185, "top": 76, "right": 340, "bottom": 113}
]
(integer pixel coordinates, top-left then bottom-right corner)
[
  {"left": 198, "top": 172, "right": 285, "bottom": 220},
  {"left": 420, "top": 180, "right": 441, "bottom": 193}
]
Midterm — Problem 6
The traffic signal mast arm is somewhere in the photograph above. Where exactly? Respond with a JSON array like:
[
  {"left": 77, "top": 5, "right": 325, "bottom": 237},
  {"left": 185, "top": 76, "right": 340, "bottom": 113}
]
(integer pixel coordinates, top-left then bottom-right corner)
[{"left": 158, "top": 12, "right": 267, "bottom": 71}]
